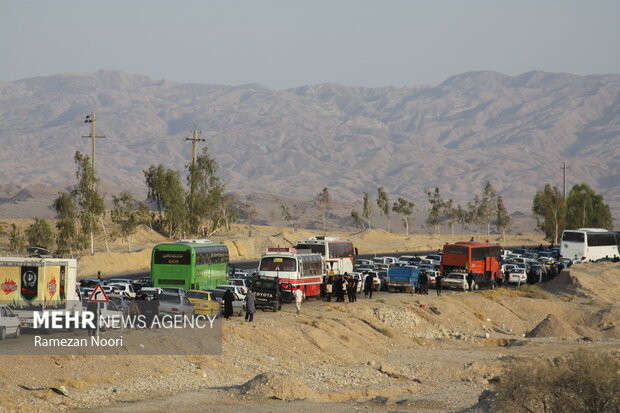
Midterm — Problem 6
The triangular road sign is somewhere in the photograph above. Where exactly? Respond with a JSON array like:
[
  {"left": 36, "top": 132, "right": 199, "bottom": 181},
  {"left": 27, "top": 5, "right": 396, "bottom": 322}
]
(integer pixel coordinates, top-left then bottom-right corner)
[{"left": 89, "top": 284, "right": 109, "bottom": 302}]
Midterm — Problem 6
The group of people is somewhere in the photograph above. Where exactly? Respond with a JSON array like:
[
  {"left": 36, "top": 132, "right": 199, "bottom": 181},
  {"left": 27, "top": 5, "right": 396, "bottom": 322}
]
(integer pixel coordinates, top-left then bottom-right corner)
[{"left": 323, "top": 271, "right": 377, "bottom": 302}]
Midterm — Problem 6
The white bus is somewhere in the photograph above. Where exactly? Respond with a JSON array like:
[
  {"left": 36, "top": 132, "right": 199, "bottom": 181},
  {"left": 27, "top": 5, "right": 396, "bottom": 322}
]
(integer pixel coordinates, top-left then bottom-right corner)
[
  {"left": 257, "top": 247, "right": 324, "bottom": 298},
  {"left": 560, "top": 228, "right": 619, "bottom": 262},
  {"left": 294, "top": 236, "right": 356, "bottom": 275}
]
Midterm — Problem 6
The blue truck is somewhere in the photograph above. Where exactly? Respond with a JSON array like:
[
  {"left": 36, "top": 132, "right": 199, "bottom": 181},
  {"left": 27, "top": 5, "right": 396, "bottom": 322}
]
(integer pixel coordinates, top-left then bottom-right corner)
[{"left": 387, "top": 266, "right": 420, "bottom": 293}]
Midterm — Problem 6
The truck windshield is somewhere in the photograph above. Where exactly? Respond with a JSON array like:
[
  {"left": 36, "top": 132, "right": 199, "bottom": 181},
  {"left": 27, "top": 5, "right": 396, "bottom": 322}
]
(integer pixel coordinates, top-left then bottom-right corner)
[{"left": 259, "top": 257, "right": 296, "bottom": 272}]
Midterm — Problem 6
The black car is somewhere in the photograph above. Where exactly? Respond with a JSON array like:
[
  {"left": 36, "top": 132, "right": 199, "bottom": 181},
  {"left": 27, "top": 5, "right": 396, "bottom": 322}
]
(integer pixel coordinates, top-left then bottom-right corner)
[{"left": 470, "top": 273, "right": 498, "bottom": 290}]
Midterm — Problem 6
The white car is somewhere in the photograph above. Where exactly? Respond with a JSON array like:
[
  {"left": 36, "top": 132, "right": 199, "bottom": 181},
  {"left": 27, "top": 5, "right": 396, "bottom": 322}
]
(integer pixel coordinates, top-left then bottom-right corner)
[
  {"left": 373, "top": 257, "right": 398, "bottom": 266},
  {"left": 508, "top": 268, "right": 527, "bottom": 285},
  {"left": 0, "top": 305, "right": 21, "bottom": 340},
  {"left": 228, "top": 278, "right": 250, "bottom": 293},
  {"left": 397, "top": 256, "right": 416, "bottom": 266},
  {"left": 425, "top": 254, "right": 442, "bottom": 264},
  {"left": 441, "top": 273, "right": 468, "bottom": 291},
  {"left": 107, "top": 283, "right": 137, "bottom": 298},
  {"left": 214, "top": 285, "right": 246, "bottom": 300}
]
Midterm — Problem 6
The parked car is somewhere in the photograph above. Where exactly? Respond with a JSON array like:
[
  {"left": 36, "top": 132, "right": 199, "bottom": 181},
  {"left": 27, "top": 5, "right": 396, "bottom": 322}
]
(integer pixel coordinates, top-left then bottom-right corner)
[
  {"left": 161, "top": 287, "right": 186, "bottom": 296},
  {"left": 138, "top": 287, "right": 163, "bottom": 299},
  {"left": 208, "top": 289, "right": 245, "bottom": 316},
  {"left": 107, "top": 294, "right": 131, "bottom": 314},
  {"left": 442, "top": 273, "right": 469, "bottom": 291},
  {"left": 470, "top": 274, "right": 498, "bottom": 290},
  {"left": 424, "top": 270, "right": 440, "bottom": 287},
  {"left": 397, "top": 256, "right": 416, "bottom": 266},
  {"left": 0, "top": 305, "right": 21, "bottom": 340},
  {"left": 214, "top": 285, "right": 246, "bottom": 300},
  {"left": 373, "top": 257, "right": 398, "bottom": 266},
  {"left": 425, "top": 254, "right": 442, "bottom": 264},
  {"left": 185, "top": 290, "right": 220, "bottom": 317},
  {"left": 107, "top": 283, "right": 137, "bottom": 298},
  {"left": 107, "top": 278, "right": 134, "bottom": 285},
  {"left": 228, "top": 278, "right": 250, "bottom": 294},
  {"left": 508, "top": 268, "right": 527, "bottom": 285},
  {"left": 355, "top": 259, "right": 374, "bottom": 267},
  {"left": 157, "top": 292, "right": 195, "bottom": 317}
]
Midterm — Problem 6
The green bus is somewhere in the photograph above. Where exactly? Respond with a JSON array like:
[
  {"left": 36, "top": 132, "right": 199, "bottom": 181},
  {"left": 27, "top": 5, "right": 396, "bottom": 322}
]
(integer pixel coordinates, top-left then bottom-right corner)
[{"left": 151, "top": 240, "right": 229, "bottom": 291}]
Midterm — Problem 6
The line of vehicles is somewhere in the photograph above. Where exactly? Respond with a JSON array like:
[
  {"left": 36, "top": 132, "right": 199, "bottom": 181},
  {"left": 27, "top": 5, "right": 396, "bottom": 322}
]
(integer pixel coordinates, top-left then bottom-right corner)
[{"left": 1, "top": 228, "right": 618, "bottom": 338}]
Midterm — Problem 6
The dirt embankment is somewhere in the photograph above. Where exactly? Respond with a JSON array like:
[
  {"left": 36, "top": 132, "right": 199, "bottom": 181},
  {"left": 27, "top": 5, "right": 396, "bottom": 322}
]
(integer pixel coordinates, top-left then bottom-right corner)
[{"left": 2, "top": 262, "right": 619, "bottom": 412}]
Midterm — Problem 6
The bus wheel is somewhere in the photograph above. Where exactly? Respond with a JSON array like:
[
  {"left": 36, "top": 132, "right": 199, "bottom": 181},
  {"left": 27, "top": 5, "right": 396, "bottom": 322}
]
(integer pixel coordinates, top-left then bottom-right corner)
[
  {"left": 14, "top": 326, "right": 20, "bottom": 339},
  {"left": 0, "top": 327, "right": 5, "bottom": 341}
]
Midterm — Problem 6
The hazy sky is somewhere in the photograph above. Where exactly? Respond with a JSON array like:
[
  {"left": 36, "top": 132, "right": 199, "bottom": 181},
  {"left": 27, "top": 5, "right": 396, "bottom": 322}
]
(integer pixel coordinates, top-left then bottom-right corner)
[{"left": 1, "top": 0, "right": 619, "bottom": 89}]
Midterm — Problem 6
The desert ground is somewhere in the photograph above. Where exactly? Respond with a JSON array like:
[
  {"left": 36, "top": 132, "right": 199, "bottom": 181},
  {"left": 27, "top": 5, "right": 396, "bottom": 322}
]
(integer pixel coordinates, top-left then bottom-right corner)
[{"left": 1, "top": 224, "right": 618, "bottom": 412}]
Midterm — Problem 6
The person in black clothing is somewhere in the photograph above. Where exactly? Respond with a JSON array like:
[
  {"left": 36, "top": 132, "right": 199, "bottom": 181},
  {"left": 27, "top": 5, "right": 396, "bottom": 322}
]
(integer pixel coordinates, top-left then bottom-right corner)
[
  {"left": 466, "top": 272, "right": 474, "bottom": 291},
  {"left": 435, "top": 273, "right": 443, "bottom": 296},
  {"left": 86, "top": 301, "right": 98, "bottom": 336},
  {"left": 419, "top": 271, "right": 429, "bottom": 295},
  {"left": 364, "top": 273, "right": 374, "bottom": 299},
  {"left": 223, "top": 289, "right": 234, "bottom": 319},
  {"left": 350, "top": 276, "right": 358, "bottom": 302}
]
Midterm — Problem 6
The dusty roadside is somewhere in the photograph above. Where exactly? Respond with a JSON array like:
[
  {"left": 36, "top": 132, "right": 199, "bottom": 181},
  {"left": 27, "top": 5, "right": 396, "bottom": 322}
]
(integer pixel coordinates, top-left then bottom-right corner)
[{"left": 2, "top": 263, "right": 618, "bottom": 412}]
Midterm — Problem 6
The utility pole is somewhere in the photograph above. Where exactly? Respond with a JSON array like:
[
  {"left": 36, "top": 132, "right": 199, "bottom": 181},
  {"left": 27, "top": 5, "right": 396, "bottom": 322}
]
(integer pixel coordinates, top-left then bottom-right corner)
[
  {"left": 186, "top": 125, "right": 206, "bottom": 169},
  {"left": 81, "top": 112, "right": 106, "bottom": 180},
  {"left": 186, "top": 125, "right": 206, "bottom": 208},
  {"left": 560, "top": 161, "right": 569, "bottom": 199}
]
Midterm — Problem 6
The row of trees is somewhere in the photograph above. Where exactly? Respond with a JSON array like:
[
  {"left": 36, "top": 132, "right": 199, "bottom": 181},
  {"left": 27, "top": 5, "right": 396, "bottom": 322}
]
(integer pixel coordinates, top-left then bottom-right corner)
[
  {"left": 6, "top": 145, "right": 236, "bottom": 255},
  {"left": 348, "top": 181, "right": 511, "bottom": 238},
  {"left": 532, "top": 183, "right": 613, "bottom": 244}
]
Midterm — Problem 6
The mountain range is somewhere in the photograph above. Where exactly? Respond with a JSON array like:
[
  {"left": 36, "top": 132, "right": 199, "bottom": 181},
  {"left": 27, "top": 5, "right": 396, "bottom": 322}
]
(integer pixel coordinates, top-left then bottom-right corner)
[{"left": 0, "top": 70, "right": 619, "bottom": 226}]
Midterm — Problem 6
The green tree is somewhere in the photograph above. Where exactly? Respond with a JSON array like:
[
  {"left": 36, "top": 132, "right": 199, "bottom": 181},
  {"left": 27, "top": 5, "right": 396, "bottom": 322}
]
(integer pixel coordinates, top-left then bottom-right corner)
[
  {"left": 25, "top": 218, "right": 55, "bottom": 251},
  {"left": 362, "top": 192, "right": 372, "bottom": 229},
  {"left": 72, "top": 151, "right": 105, "bottom": 255},
  {"left": 392, "top": 197, "right": 414, "bottom": 235},
  {"left": 53, "top": 191, "right": 83, "bottom": 254},
  {"left": 144, "top": 164, "right": 168, "bottom": 221},
  {"left": 532, "top": 184, "right": 565, "bottom": 244},
  {"left": 426, "top": 187, "right": 445, "bottom": 236},
  {"left": 315, "top": 187, "right": 330, "bottom": 235},
  {"left": 8, "top": 223, "right": 26, "bottom": 253},
  {"left": 111, "top": 191, "right": 138, "bottom": 252},
  {"left": 496, "top": 196, "right": 512, "bottom": 242},
  {"left": 376, "top": 187, "right": 391, "bottom": 232},
  {"left": 144, "top": 164, "right": 187, "bottom": 237},
  {"left": 455, "top": 204, "right": 468, "bottom": 233},
  {"left": 443, "top": 199, "right": 457, "bottom": 239},
  {"left": 479, "top": 181, "right": 498, "bottom": 236},
  {"left": 565, "top": 183, "right": 613, "bottom": 230},
  {"left": 351, "top": 209, "right": 363, "bottom": 229},
  {"left": 467, "top": 195, "right": 484, "bottom": 235},
  {"left": 186, "top": 146, "right": 232, "bottom": 236}
]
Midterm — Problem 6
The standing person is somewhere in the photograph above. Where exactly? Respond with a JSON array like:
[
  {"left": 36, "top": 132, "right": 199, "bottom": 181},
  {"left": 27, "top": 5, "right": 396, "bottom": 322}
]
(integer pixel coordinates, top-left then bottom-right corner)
[
  {"left": 293, "top": 285, "right": 303, "bottom": 315},
  {"left": 223, "top": 289, "right": 234, "bottom": 320},
  {"left": 86, "top": 301, "right": 99, "bottom": 336},
  {"left": 466, "top": 272, "right": 474, "bottom": 291},
  {"left": 504, "top": 270, "right": 511, "bottom": 287},
  {"left": 419, "top": 271, "right": 429, "bottom": 295},
  {"left": 325, "top": 277, "right": 333, "bottom": 302},
  {"left": 365, "top": 273, "right": 375, "bottom": 299},
  {"left": 350, "top": 276, "right": 359, "bottom": 302},
  {"left": 345, "top": 273, "right": 354, "bottom": 302},
  {"left": 340, "top": 275, "right": 348, "bottom": 302},
  {"left": 245, "top": 290, "right": 256, "bottom": 322},
  {"left": 333, "top": 275, "right": 342, "bottom": 302},
  {"left": 435, "top": 273, "right": 443, "bottom": 296}
]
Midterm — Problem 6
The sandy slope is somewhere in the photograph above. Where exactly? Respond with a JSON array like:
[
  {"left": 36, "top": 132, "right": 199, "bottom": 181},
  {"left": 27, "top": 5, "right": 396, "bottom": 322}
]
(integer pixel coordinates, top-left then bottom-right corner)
[{"left": 1, "top": 262, "right": 619, "bottom": 413}]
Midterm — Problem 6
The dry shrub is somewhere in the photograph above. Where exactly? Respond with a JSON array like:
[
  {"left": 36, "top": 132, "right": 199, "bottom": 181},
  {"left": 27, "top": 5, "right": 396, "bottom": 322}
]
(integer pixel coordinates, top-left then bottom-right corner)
[{"left": 494, "top": 351, "right": 620, "bottom": 413}]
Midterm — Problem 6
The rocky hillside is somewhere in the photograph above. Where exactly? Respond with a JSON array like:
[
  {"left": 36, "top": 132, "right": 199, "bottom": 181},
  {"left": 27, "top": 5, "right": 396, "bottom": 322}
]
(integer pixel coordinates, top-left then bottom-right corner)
[{"left": 1, "top": 70, "right": 619, "bottom": 221}]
